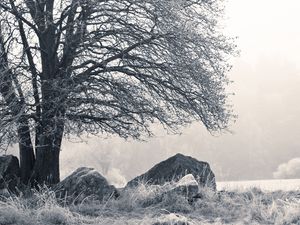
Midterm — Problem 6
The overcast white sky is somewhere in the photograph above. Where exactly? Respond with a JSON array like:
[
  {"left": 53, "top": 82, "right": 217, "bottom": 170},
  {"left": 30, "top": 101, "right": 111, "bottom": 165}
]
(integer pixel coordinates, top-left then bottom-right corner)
[{"left": 8, "top": 0, "right": 300, "bottom": 186}]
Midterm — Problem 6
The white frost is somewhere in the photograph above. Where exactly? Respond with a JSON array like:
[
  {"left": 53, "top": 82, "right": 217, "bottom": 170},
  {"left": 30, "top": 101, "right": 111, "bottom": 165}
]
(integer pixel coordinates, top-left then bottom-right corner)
[{"left": 176, "top": 174, "right": 198, "bottom": 187}]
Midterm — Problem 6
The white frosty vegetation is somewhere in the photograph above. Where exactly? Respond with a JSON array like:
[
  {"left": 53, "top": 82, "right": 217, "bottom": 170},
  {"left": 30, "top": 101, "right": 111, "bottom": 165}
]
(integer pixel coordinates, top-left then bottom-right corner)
[
  {"left": 176, "top": 174, "right": 198, "bottom": 187},
  {"left": 0, "top": 181, "right": 300, "bottom": 225}
]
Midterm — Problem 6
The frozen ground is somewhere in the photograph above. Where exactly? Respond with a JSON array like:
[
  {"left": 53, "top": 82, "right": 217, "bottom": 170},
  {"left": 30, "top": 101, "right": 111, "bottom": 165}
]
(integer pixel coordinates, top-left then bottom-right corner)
[{"left": 0, "top": 180, "right": 300, "bottom": 225}]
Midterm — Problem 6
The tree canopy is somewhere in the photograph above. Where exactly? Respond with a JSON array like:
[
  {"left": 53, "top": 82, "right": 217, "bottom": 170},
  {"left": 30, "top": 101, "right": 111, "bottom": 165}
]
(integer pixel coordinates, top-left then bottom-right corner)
[{"left": 0, "top": 0, "right": 236, "bottom": 185}]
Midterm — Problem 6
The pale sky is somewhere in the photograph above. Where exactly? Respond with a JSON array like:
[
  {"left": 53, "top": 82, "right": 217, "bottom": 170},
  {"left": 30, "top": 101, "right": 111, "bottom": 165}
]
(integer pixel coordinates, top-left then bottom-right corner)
[{"left": 7, "top": 0, "right": 300, "bottom": 187}]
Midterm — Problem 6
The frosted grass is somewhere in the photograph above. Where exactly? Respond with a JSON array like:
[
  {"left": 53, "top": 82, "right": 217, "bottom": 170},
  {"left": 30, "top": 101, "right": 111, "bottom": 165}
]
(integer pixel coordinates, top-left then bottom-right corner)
[
  {"left": 218, "top": 179, "right": 300, "bottom": 191},
  {"left": 0, "top": 180, "right": 299, "bottom": 224}
]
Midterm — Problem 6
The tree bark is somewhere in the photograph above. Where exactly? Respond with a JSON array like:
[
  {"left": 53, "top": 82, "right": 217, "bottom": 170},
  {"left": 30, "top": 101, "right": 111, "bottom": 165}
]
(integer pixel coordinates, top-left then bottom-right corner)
[
  {"left": 32, "top": 80, "right": 65, "bottom": 186},
  {"left": 33, "top": 125, "right": 63, "bottom": 185},
  {"left": 33, "top": 145, "right": 60, "bottom": 185},
  {"left": 18, "top": 118, "right": 35, "bottom": 184}
]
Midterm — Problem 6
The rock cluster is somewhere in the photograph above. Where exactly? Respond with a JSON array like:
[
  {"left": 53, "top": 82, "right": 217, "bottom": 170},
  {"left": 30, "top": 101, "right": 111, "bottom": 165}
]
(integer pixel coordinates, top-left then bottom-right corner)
[{"left": 0, "top": 153, "right": 216, "bottom": 204}]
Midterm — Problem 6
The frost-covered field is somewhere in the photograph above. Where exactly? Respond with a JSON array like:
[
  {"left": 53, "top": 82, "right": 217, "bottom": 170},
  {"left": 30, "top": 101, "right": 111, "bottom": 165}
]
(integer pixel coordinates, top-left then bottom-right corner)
[
  {"left": 0, "top": 180, "right": 300, "bottom": 225},
  {"left": 218, "top": 179, "right": 300, "bottom": 192}
]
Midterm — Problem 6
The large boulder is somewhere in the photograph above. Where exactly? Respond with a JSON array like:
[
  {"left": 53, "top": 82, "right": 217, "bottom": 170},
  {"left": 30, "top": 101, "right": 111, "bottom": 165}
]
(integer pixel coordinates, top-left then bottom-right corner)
[
  {"left": 126, "top": 153, "right": 216, "bottom": 190},
  {"left": 0, "top": 155, "right": 20, "bottom": 192},
  {"left": 54, "top": 167, "right": 118, "bottom": 203}
]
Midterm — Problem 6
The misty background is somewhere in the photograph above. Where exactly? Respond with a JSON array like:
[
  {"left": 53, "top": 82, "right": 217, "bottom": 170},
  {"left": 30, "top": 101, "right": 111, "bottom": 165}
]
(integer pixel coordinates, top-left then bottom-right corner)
[{"left": 6, "top": 0, "right": 300, "bottom": 187}]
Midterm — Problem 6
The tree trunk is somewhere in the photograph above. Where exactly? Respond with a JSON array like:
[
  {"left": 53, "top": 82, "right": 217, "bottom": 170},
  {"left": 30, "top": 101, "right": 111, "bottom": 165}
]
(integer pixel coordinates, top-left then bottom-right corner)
[
  {"left": 1, "top": 32, "right": 35, "bottom": 185},
  {"left": 18, "top": 118, "right": 35, "bottom": 184},
  {"left": 32, "top": 80, "right": 65, "bottom": 185},
  {"left": 33, "top": 124, "right": 64, "bottom": 185},
  {"left": 33, "top": 144, "right": 60, "bottom": 185}
]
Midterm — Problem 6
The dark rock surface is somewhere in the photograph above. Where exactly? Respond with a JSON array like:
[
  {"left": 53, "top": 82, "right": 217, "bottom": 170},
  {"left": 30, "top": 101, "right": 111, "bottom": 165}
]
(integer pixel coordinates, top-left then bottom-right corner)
[
  {"left": 0, "top": 155, "right": 20, "bottom": 192},
  {"left": 126, "top": 153, "right": 216, "bottom": 190},
  {"left": 54, "top": 167, "right": 118, "bottom": 203}
]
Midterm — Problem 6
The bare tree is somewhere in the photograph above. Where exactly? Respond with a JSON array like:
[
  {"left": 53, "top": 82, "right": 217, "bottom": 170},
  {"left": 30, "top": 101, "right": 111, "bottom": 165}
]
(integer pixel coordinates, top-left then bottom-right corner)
[{"left": 0, "top": 0, "right": 236, "bottom": 185}]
